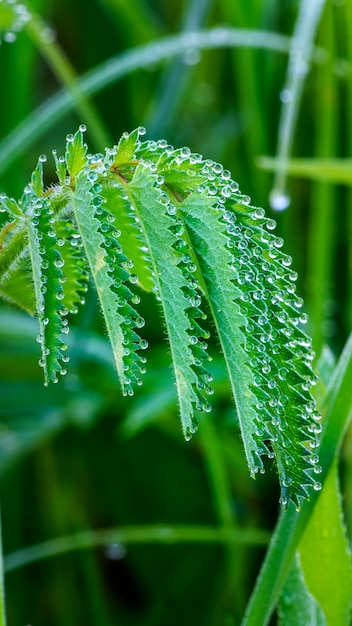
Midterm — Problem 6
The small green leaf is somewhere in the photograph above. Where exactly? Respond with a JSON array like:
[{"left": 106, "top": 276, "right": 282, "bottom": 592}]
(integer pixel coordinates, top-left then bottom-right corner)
[
  {"left": 0, "top": 194, "right": 22, "bottom": 217},
  {"left": 65, "top": 127, "right": 88, "bottom": 182},
  {"left": 52, "top": 150, "right": 67, "bottom": 186},
  {"left": 31, "top": 158, "right": 45, "bottom": 197},
  {"left": 112, "top": 128, "right": 141, "bottom": 167}
]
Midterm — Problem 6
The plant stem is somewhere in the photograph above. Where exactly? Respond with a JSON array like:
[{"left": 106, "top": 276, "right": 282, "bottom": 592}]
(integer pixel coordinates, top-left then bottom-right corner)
[
  {"left": 0, "top": 27, "right": 293, "bottom": 180},
  {"left": 241, "top": 332, "right": 352, "bottom": 626},
  {"left": 25, "top": 7, "right": 111, "bottom": 150},
  {"left": 270, "top": 0, "right": 326, "bottom": 208},
  {"left": 4, "top": 524, "right": 270, "bottom": 573}
]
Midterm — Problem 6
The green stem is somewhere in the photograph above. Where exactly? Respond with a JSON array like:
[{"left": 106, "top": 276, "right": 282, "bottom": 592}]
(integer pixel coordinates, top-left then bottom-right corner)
[
  {"left": 241, "top": 332, "right": 352, "bottom": 626},
  {"left": 270, "top": 0, "right": 326, "bottom": 209},
  {"left": 4, "top": 524, "right": 270, "bottom": 573},
  {"left": 0, "top": 27, "right": 293, "bottom": 180},
  {"left": 25, "top": 6, "right": 111, "bottom": 150},
  {"left": 306, "top": 1, "right": 336, "bottom": 357}
]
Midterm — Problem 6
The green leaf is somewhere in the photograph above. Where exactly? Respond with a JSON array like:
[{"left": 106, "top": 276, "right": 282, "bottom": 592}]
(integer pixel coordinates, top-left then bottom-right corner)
[
  {"left": 31, "top": 158, "right": 45, "bottom": 197},
  {"left": 52, "top": 150, "right": 67, "bottom": 186},
  {"left": 99, "top": 177, "right": 155, "bottom": 292},
  {"left": 298, "top": 459, "right": 352, "bottom": 625},
  {"left": 0, "top": 256, "right": 35, "bottom": 314},
  {"left": 0, "top": 195, "right": 22, "bottom": 217},
  {"left": 173, "top": 159, "right": 319, "bottom": 506},
  {"left": 54, "top": 219, "right": 89, "bottom": 314},
  {"left": 179, "top": 190, "right": 260, "bottom": 466},
  {"left": 65, "top": 127, "right": 88, "bottom": 182},
  {"left": 26, "top": 196, "right": 68, "bottom": 384},
  {"left": 278, "top": 554, "right": 326, "bottom": 625},
  {"left": 70, "top": 168, "right": 147, "bottom": 395},
  {"left": 111, "top": 127, "right": 140, "bottom": 167},
  {"left": 127, "top": 163, "right": 212, "bottom": 439}
]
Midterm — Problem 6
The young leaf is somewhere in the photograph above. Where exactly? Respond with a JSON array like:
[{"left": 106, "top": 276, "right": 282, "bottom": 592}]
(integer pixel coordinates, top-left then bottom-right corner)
[
  {"left": 111, "top": 127, "right": 141, "bottom": 167},
  {"left": 65, "top": 127, "right": 88, "bottom": 182}
]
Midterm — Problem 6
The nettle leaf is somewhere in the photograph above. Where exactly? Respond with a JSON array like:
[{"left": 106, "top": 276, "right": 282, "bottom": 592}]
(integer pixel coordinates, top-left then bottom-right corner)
[
  {"left": 70, "top": 168, "right": 147, "bottom": 395},
  {"left": 0, "top": 126, "right": 322, "bottom": 505},
  {"left": 26, "top": 195, "right": 68, "bottom": 384},
  {"left": 98, "top": 177, "right": 154, "bottom": 292},
  {"left": 54, "top": 219, "right": 89, "bottom": 314},
  {"left": 126, "top": 163, "right": 213, "bottom": 438}
]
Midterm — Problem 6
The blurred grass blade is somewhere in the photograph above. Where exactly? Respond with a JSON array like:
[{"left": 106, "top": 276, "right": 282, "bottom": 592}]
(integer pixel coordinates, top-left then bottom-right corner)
[
  {"left": 0, "top": 27, "right": 292, "bottom": 179},
  {"left": 4, "top": 524, "right": 271, "bottom": 572},
  {"left": 259, "top": 157, "right": 352, "bottom": 186},
  {"left": 148, "top": 0, "right": 212, "bottom": 136},
  {"left": 269, "top": 0, "right": 326, "bottom": 211},
  {"left": 24, "top": 10, "right": 110, "bottom": 150}
]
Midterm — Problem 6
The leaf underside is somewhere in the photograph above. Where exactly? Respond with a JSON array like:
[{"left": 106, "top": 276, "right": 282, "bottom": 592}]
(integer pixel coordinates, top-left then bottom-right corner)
[{"left": 0, "top": 127, "right": 322, "bottom": 506}]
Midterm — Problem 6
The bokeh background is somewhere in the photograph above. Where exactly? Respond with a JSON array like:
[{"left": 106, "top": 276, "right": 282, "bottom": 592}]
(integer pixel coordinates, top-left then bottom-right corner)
[{"left": 0, "top": 0, "right": 351, "bottom": 624}]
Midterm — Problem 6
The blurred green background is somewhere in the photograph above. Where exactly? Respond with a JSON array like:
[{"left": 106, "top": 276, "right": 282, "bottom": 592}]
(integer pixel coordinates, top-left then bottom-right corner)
[{"left": 0, "top": 0, "right": 351, "bottom": 624}]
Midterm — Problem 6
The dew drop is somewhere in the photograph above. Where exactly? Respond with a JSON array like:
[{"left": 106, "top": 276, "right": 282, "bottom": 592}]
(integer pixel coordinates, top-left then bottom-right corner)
[
  {"left": 189, "top": 294, "right": 202, "bottom": 308},
  {"left": 4, "top": 32, "right": 16, "bottom": 43},
  {"left": 269, "top": 190, "right": 291, "bottom": 212},
  {"left": 135, "top": 316, "right": 145, "bottom": 329},
  {"left": 87, "top": 170, "right": 98, "bottom": 182},
  {"left": 79, "top": 124, "right": 87, "bottom": 133}
]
